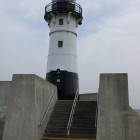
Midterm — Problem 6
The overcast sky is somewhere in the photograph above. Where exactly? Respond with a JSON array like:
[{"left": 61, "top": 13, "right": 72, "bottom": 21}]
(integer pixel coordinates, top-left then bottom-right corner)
[{"left": 0, "top": 0, "right": 140, "bottom": 109}]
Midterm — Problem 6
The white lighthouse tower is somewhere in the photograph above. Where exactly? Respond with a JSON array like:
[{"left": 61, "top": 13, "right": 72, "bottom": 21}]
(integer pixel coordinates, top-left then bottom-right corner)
[{"left": 44, "top": 0, "right": 83, "bottom": 99}]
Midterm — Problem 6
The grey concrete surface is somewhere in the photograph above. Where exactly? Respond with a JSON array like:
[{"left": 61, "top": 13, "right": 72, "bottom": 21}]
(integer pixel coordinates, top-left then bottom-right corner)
[
  {"left": 0, "top": 107, "right": 7, "bottom": 140},
  {"left": 0, "top": 108, "right": 7, "bottom": 140},
  {"left": 79, "top": 93, "right": 97, "bottom": 100},
  {"left": 135, "top": 110, "right": 140, "bottom": 116},
  {"left": 2, "top": 74, "right": 57, "bottom": 140},
  {"left": 97, "top": 73, "right": 140, "bottom": 140},
  {"left": 0, "top": 82, "right": 11, "bottom": 106},
  {"left": 0, "top": 81, "right": 11, "bottom": 140},
  {"left": 0, "top": 117, "right": 5, "bottom": 140}
]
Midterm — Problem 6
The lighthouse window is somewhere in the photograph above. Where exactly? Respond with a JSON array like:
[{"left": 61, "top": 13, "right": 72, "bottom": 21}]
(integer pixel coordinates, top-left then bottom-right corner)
[
  {"left": 57, "top": 79, "right": 61, "bottom": 83},
  {"left": 59, "top": 19, "right": 63, "bottom": 25},
  {"left": 58, "top": 41, "right": 63, "bottom": 47}
]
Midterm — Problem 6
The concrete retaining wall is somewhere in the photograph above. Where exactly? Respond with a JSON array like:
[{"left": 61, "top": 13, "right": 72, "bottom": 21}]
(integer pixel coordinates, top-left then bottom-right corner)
[
  {"left": 2, "top": 75, "right": 57, "bottom": 140},
  {"left": 79, "top": 93, "right": 97, "bottom": 100},
  {"left": 135, "top": 110, "right": 140, "bottom": 116},
  {"left": 0, "top": 82, "right": 11, "bottom": 107},
  {"left": 97, "top": 74, "right": 140, "bottom": 140},
  {"left": 0, "top": 81, "right": 11, "bottom": 140}
]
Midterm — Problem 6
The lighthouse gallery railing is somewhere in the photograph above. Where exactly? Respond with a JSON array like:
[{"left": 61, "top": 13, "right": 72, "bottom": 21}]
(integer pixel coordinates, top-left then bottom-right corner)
[{"left": 45, "top": 1, "right": 82, "bottom": 16}]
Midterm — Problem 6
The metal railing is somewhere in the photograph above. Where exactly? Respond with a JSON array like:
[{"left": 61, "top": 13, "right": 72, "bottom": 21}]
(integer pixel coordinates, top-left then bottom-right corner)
[
  {"left": 53, "top": 0, "right": 76, "bottom": 3},
  {"left": 38, "top": 88, "right": 57, "bottom": 127},
  {"left": 95, "top": 107, "right": 98, "bottom": 127},
  {"left": 45, "top": 1, "right": 82, "bottom": 15},
  {"left": 67, "top": 89, "right": 79, "bottom": 135}
]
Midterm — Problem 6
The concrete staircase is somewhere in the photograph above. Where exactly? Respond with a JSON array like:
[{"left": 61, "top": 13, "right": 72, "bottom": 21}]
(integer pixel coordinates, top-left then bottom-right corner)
[
  {"left": 43, "top": 100, "right": 97, "bottom": 140},
  {"left": 70, "top": 101, "right": 97, "bottom": 139}
]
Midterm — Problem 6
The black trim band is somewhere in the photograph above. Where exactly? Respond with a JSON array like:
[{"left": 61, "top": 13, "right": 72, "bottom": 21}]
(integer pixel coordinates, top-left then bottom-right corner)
[{"left": 46, "top": 69, "right": 79, "bottom": 100}]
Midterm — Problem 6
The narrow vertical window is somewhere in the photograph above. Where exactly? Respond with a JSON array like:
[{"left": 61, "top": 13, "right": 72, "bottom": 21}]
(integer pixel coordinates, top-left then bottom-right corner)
[
  {"left": 58, "top": 41, "right": 63, "bottom": 47},
  {"left": 59, "top": 19, "right": 63, "bottom": 25},
  {"left": 56, "top": 79, "right": 61, "bottom": 83}
]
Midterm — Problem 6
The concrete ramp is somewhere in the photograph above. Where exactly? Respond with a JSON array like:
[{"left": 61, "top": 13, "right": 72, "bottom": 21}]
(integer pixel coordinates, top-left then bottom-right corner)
[{"left": 97, "top": 73, "right": 140, "bottom": 140}]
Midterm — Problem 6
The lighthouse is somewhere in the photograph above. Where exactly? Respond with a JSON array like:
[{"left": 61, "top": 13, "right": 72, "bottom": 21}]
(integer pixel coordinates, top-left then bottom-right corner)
[{"left": 44, "top": 0, "right": 83, "bottom": 100}]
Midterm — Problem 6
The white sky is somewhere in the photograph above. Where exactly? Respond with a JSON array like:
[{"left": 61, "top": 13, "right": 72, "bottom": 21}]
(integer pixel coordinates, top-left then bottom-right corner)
[{"left": 0, "top": 0, "right": 140, "bottom": 109}]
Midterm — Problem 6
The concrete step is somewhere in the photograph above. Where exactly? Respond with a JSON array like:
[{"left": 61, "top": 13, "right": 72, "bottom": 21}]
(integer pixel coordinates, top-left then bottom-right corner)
[
  {"left": 42, "top": 137, "right": 96, "bottom": 140},
  {"left": 43, "top": 135, "right": 96, "bottom": 139},
  {"left": 71, "top": 124, "right": 95, "bottom": 127},
  {"left": 43, "top": 133, "right": 96, "bottom": 139}
]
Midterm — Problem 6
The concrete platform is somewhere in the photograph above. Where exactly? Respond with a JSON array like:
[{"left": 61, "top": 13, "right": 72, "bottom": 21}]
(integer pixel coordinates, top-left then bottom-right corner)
[{"left": 1, "top": 73, "right": 140, "bottom": 140}]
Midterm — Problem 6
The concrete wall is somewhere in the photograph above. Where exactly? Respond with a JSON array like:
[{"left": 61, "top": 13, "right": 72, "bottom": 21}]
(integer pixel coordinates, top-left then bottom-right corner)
[
  {"left": 0, "top": 81, "right": 11, "bottom": 106},
  {"left": 2, "top": 74, "right": 57, "bottom": 140},
  {"left": 79, "top": 93, "right": 97, "bottom": 100},
  {"left": 97, "top": 74, "right": 140, "bottom": 140},
  {"left": 135, "top": 110, "right": 140, "bottom": 116},
  {"left": 0, "top": 81, "right": 11, "bottom": 140}
]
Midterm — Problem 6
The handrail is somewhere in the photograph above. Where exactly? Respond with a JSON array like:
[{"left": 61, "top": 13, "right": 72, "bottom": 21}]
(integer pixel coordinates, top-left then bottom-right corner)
[
  {"left": 38, "top": 88, "right": 57, "bottom": 126},
  {"left": 67, "top": 89, "right": 79, "bottom": 135},
  {"left": 95, "top": 107, "right": 97, "bottom": 127}
]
